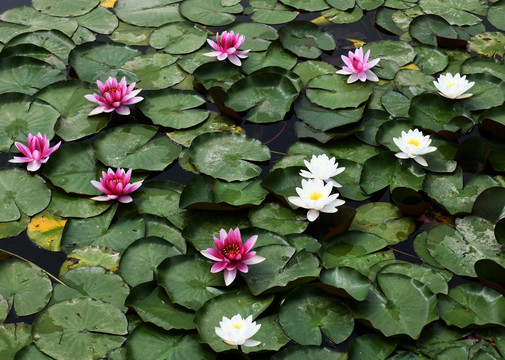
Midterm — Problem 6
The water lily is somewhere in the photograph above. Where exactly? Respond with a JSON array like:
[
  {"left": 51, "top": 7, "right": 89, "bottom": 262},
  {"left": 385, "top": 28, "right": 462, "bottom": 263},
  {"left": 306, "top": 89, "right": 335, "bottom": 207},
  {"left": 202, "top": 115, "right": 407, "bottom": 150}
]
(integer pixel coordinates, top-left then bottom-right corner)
[
  {"left": 9, "top": 133, "right": 61, "bottom": 172},
  {"left": 433, "top": 73, "right": 474, "bottom": 99},
  {"left": 91, "top": 167, "right": 143, "bottom": 203},
  {"left": 84, "top": 76, "right": 143, "bottom": 116},
  {"left": 215, "top": 314, "right": 261, "bottom": 347},
  {"left": 336, "top": 47, "right": 380, "bottom": 83},
  {"left": 200, "top": 228, "right": 265, "bottom": 286},
  {"left": 204, "top": 31, "right": 250, "bottom": 66},
  {"left": 288, "top": 178, "right": 345, "bottom": 222},
  {"left": 300, "top": 154, "right": 345, "bottom": 188},
  {"left": 393, "top": 129, "right": 437, "bottom": 167}
]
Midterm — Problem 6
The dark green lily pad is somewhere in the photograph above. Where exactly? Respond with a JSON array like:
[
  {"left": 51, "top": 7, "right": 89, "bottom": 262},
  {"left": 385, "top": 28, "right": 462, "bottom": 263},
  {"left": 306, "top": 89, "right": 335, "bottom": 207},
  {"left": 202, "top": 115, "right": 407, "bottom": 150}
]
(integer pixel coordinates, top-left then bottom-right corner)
[
  {"left": 0, "top": 214, "right": 30, "bottom": 239},
  {"left": 188, "top": 132, "right": 270, "bottom": 181},
  {"left": 271, "top": 346, "right": 347, "bottom": 360},
  {"left": 409, "top": 15, "right": 458, "bottom": 46},
  {"left": 419, "top": 0, "right": 485, "bottom": 26},
  {"left": 5, "top": 30, "right": 75, "bottom": 62},
  {"left": 179, "top": 0, "right": 243, "bottom": 26},
  {"left": 46, "top": 190, "right": 111, "bottom": 218},
  {"left": 242, "top": 41, "right": 298, "bottom": 74},
  {"left": 414, "top": 45, "right": 449, "bottom": 74},
  {"left": 226, "top": 22, "right": 279, "bottom": 52},
  {"left": 76, "top": 5, "right": 118, "bottom": 34},
  {"left": 109, "top": 21, "right": 153, "bottom": 46},
  {"left": 462, "top": 74, "right": 505, "bottom": 111},
  {"left": 278, "top": 286, "right": 354, "bottom": 345},
  {"left": 149, "top": 22, "right": 207, "bottom": 54},
  {"left": 280, "top": 0, "right": 329, "bottom": 11},
  {"left": 249, "top": 202, "right": 307, "bottom": 235},
  {"left": 0, "top": 259, "right": 52, "bottom": 316},
  {"left": 247, "top": 0, "right": 298, "bottom": 25},
  {"left": 33, "top": 298, "right": 127, "bottom": 360},
  {"left": 33, "top": 0, "right": 99, "bottom": 16},
  {"left": 488, "top": 0, "right": 505, "bottom": 31},
  {"left": 279, "top": 21, "right": 335, "bottom": 59},
  {"left": 94, "top": 124, "right": 181, "bottom": 171},
  {"left": 394, "top": 69, "right": 437, "bottom": 98},
  {"left": 472, "top": 187, "right": 505, "bottom": 223},
  {"left": 320, "top": 266, "right": 371, "bottom": 301},
  {"left": 0, "top": 323, "right": 32, "bottom": 360},
  {"left": 381, "top": 91, "right": 410, "bottom": 117},
  {"left": 363, "top": 40, "right": 415, "bottom": 67},
  {"left": 348, "top": 333, "right": 398, "bottom": 360},
  {"left": 114, "top": 0, "right": 183, "bottom": 27},
  {"left": 322, "top": 7, "right": 364, "bottom": 24},
  {"left": 138, "top": 89, "right": 209, "bottom": 129}
]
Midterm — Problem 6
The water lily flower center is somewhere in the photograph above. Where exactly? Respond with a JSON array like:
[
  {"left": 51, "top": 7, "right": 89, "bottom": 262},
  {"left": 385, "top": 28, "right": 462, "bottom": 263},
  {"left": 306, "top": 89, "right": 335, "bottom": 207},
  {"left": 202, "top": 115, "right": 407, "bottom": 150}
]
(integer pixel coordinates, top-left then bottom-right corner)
[
  {"left": 234, "top": 323, "right": 242, "bottom": 329},
  {"left": 107, "top": 88, "right": 119, "bottom": 93},
  {"left": 408, "top": 139, "right": 421, "bottom": 146},
  {"left": 222, "top": 243, "right": 240, "bottom": 256},
  {"left": 310, "top": 191, "right": 323, "bottom": 201}
]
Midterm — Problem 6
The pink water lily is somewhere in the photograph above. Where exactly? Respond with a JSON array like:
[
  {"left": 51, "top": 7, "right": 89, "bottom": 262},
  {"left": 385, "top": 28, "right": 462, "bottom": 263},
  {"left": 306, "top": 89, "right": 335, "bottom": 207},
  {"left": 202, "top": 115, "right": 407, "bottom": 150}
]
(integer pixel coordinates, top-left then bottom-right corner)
[
  {"left": 336, "top": 47, "right": 380, "bottom": 83},
  {"left": 204, "top": 31, "right": 250, "bottom": 66},
  {"left": 84, "top": 76, "right": 143, "bottom": 116},
  {"left": 9, "top": 133, "right": 61, "bottom": 172},
  {"left": 200, "top": 228, "right": 265, "bottom": 286},
  {"left": 91, "top": 167, "right": 142, "bottom": 203}
]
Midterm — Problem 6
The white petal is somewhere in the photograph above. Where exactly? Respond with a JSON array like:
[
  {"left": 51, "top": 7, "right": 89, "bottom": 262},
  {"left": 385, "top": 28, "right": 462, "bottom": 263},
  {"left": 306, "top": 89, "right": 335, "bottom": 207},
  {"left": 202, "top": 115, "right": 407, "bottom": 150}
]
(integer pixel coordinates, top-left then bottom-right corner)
[
  {"left": 307, "top": 209, "right": 319, "bottom": 222},
  {"left": 414, "top": 156, "right": 428, "bottom": 167}
]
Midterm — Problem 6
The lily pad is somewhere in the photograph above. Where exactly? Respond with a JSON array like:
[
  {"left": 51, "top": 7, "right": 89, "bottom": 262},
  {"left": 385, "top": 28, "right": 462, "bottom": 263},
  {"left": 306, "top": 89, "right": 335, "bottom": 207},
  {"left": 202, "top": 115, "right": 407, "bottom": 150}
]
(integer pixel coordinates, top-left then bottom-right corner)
[
  {"left": 247, "top": 0, "right": 298, "bottom": 25},
  {"left": 94, "top": 124, "right": 181, "bottom": 171},
  {"left": 33, "top": 0, "right": 99, "bottom": 16},
  {"left": 363, "top": 40, "right": 415, "bottom": 66},
  {"left": 138, "top": 89, "right": 209, "bottom": 129},
  {"left": 242, "top": 41, "right": 298, "bottom": 74},
  {"left": 0, "top": 323, "right": 32, "bottom": 360},
  {"left": 179, "top": 0, "right": 243, "bottom": 26},
  {"left": 249, "top": 202, "right": 308, "bottom": 235},
  {"left": 413, "top": 45, "right": 449, "bottom": 74},
  {"left": 0, "top": 259, "right": 52, "bottom": 316},
  {"left": 33, "top": 298, "right": 127, "bottom": 360},
  {"left": 278, "top": 286, "right": 354, "bottom": 345},
  {"left": 0, "top": 93, "right": 59, "bottom": 152},
  {"left": 278, "top": 21, "right": 335, "bottom": 59},
  {"left": 188, "top": 132, "right": 270, "bottom": 181},
  {"left": 0, "top": 168, "right": 51, "bottom": 222},
  {"left": 462, "top": 74, "right": 505, "bottom": 111},
  {"left": 271, "top": 346, "right": 347, "bottom": 360},
  {"left": 157, "top": 255, "right": 226, "bottom": 311},
  {"left": 320, "top": 266, "right": 371, "bottom": 301},
  {"left": 409, "top": 15, "right": 458, "bottom": 46},
  {"left": 114, "top": 0, "right": 183, "bottom": 27},
  {"left": 226, "top": 22, "right": 279, "bottom": 52},
  {"left": 59, "top": 245, "right": 120, "bottom": 275},
  {"left": 149, "top": 22, "right": 207, "bottom": 54},
  {"left": 27, "top": 211, "right": 66, "bottom": 252},
  {"left": 467, "top": 32, "right": 505, "bottom": 60},
  {"left": 46, "top": 190, "right": 111, "bottom": 219},
  {"left": 279, "top": 0, "right": 329, "bottom": 11},
  {"left": 5, "top": 30, "right": 75, "bottom": 62},
  {"left": 76, "top": 5, "right": 118, "bottom": 34},
  {"left": 0, "top": 214, "right": 30, "bottom": 239},
  {"left": 419, "top": 0, "right": 485, "bottom": 26},
  {"left": 109, "top": 21, "right": 153, "bottom": 46}
]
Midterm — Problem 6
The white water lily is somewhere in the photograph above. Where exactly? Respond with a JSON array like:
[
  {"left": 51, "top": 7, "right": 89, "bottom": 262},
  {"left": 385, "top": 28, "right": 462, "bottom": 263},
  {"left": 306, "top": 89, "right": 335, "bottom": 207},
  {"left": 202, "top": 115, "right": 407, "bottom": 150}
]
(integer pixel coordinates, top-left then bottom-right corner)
[
  {"left": 300, "top": 154, "right": 345, "bottom": 188},
  {"left": 288, "top": 178, "right": 345, "bottom": 222},
  {"left": 433, "top": 73, "right": 475, "bottom": 99},
  {"left": 393, "top": 129, "right": 437, "bottom": 167},
  {"left": 215, "top": 314, "right": 261, "bottom": 347}
]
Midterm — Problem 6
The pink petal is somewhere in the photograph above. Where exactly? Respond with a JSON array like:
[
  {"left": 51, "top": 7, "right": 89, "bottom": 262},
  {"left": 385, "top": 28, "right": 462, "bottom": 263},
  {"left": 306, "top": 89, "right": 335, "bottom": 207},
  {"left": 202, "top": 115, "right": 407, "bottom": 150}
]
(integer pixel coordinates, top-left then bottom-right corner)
[
  {"left": 223, "top": 268, "right": 237, "bottom": 286},
  {"left": 201, "top": 249, "right": 224, "bottom": 262},
  {"left": 117, "top": 195, "right": 133, "bottom": 203},
  {"left": 242, "top": 235, "right": 258, "bottom": 253},
  {"left": 236, "top": 262, "right": 248, "bottom": 273},
  {"left": 115, "top": 106, "right": 130, "bottom": 115},
  {"left": 211, "top": 261, "right": 227, "bottom": 273},
  {"left": 26, "top": 161, "right": 41, "bottom": 171}
]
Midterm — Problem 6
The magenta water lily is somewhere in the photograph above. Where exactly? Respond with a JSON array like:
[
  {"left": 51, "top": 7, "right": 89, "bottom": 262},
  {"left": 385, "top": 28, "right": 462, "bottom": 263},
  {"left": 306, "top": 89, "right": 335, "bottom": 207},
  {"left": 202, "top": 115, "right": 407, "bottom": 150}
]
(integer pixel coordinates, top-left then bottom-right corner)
[
  {"left": 200, "top": 228, "right": 265, "bottom": 286},
  {"left": 204, "top": 31, "right": 250, "bottom": 66},
  {"left": 91, "top": 167, "right": 143, "bottom": 203},
  {"left": 9, "top": 133, "right": 61, "bottom": 172},
  {"left": 336, "top": 47, "right": 380, "bottom": 83},
  {"left": 85, "top": 76, "right": 143, "bottom": 116}
]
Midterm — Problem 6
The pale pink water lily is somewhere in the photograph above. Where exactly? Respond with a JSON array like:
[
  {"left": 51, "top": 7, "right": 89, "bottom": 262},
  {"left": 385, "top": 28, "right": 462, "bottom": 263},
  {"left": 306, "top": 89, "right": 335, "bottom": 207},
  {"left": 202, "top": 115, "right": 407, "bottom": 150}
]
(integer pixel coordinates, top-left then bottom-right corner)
[
  {"left": 215, "top": 314, "right": 261, "bottom": 347},
  {"left": 9, "top": 133, "right": 61, "bottom": 172},
  {"left": 204, "top": 31, "right": 250, "bottom": 66},
  {"left": 200, "top": 228, "right": 265, "bottom": 286},
  {"left": 91, "top": 167, "right": 142, "bottom": 203},
  {"left": 336, "top": 47, "right": 380, "bottom": 83},
  {"left": 84, "top": 76, "right": 143, "bottom": 116}
]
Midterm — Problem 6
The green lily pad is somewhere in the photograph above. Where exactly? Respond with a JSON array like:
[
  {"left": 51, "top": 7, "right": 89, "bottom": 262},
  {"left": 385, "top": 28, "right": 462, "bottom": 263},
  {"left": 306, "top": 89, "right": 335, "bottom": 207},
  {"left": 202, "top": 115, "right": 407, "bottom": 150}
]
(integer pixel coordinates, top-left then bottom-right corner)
[
  {"left": 157, "top": 255, "right": 226, "bottom": 311},
  {"left": 51, "top": 266, "right": 130, "bottom": 312},
  {"left": 59, "top": 245, "right": 120, "bottom": 275},
  {"left": 472, "top": 187, "right": 505, "bottom": 223},
  {"left": 0, "top": 57, "right": 64, "bottom": 96},
  {"left": 225, "top": 69, "right": 301, "bottom": 123},
  {"left": 353, "top": 272, "right": 438, "bottom": 339},
  {"left": 467, "top": 32, "right": 505, "bottom": 60},
  {"left": 381, "top": 91, "right": 410, "bottom": 118},
  {"left": 279, "top": 0, "right": 329, "bottom": 11},
  {"left": 242, "top": 41, "right": 298, "bottom": 74},
  {"left": 394, "top": 69, "right": 437, "bottom": 98},
  {"left": 126, "top": 283, "right": 194, "bottom": 330},
  {"left": 5, "top": 30, "right": 75, "bottom": 62},
  {"left": 193, "top": 61, "right": 244, "bottom": 90},
  {"left": 375, "top": 7, "right": 403, "bottom": 35},
  {"left": 439, "top": 283, "right": 505, "bottom": 328},
  {"left": 363, "top": 40, "right": 415, "bottom": 67},
  {"left": 360, "top": 151, "right": 425, "bottom": 194},
  {"left": 0, "top": 323, "right": 32, "bottom": 360},
  {"left": 69, "top": 42, "right": 141, "bottom": 83},
  {"left": 76, "top": 5, "right": 118, "bottom": 34},
  {"left": 423, "top": 168, "right": 499, "bottom": 215},
  {"left": 414, "top": 45, "right": 449, "bottom": 74},
  {"left": 462, "top": 56, "right": 505, "bottom": 82},
  {"left": 321, "top": 7, "right": 364, "bottom": 24},
  {"left": 271, "top": 346, "right": 347, "bottom": 360},
  {"left": 249, "top": 202, "right": 307, "bottom": 235},
  {"left": 149, "top": 22, "right": 207, "bottom": 54},
  {"left": 306, "top": 74, "right": 374, "bottom": 109},
  {"left": 122, "top": 54, "right": 186, "bottom": 90},
  {"left": 94, "top": 124, "right": 181, "bottom": 171},
  {"left": 379, "top": 262, "right": 449, "bottom": 294},
  {"left": 194, "top": 292, "right": 273, "bottom": 352},
  {"left": 138, "top": 89, "right": 209, "bottom": 129},
  {"left": 0, "top": 214, "right": 30, "bottom": 240},
  {"left": 426, "top": 216, "right": 505, "bottom": 277},
  {"left": 13, "top": 343, "right": 53, "bottom": 360},
  {"left": 179, "top": 0, "right": 243, "bottom": 26},
  {"left": 119, "top": 237, "right": 182, "bottom": 287},
  {"left": 278, "top": 21, "right": 335, "bottom": 59},
  {"left": 242, "top": 315, "right": 290, "bottom": 353},
  {"left": 33, "top": 298, "right": 127, "bottom": 360},
  {"left": 320, "top": 266, "right": 371, "bottom": 301},
  {"left": 0, "top": 43, "right": 66, "bottom": 70},
  {"left": 349, "top": 202, "right": 415, "bottom": 245},
  {"left": 349, "top": 333, "right": 399, "bottom": 360},
  {"left": 278, "top": 286, "right": 354, "bottom": 345},
  {"left": 33, "top": 0, "right": 99, "bottom": 16},
  {"left": 226, "top": 22, "right": 278, "bottom": 52},
  {"left": 126, "top": 325, "right": 215, "bottom": 360},
  {"left": 0, "top": 259, "right": 52, "bottom": 316},
  {"left": 109, "top": 21, "right": 153, "bottom": 46},
  {"left": 409, "top": 15, "right": 458, "bottom": 46},
  {"left": 320, "top": 231, "right": 394, "bottom": 274},
  {"left": 419, "top": 0, "right": 485, "bottom": 26},
  {"left": 488, "top": 0, "right": 505, "bottom": 31},
  {"left": 0, "top": 93, "right": 59, "bottom": 152},
  {"left": 462, "top": 73, "right": 505, "bottom": 111},
  {"left": 143, "top": 215, "right": 187, "bottom": 253},
  {"left": 247, "top": 0, "right": 298, "bottom": 25},
  {"left": 134, "top": 181, "right": 187, "bottom": 230},
  {"left": 243, "top": 245, "right": 320, "bottom": 295},
  {"left": 114, "top": 0, "right": 183, "bottom": 27},
  {"left": 188, "top": 132, "right": 270, "bottom": 181},
  {"left": 46, "top": 190, "right": 111, "bottom": 219},
  {"left": 60, "top": 205, "right": 146, "bottom": 253},
  {"left": 43, "top": 143, "right": 102, "bottom": 196},
  {"left": 0, "top": 168, "right": 51, "bottom": 222},
  {"left": 293, "top": 60, "right": 336, "bottom": 86}
]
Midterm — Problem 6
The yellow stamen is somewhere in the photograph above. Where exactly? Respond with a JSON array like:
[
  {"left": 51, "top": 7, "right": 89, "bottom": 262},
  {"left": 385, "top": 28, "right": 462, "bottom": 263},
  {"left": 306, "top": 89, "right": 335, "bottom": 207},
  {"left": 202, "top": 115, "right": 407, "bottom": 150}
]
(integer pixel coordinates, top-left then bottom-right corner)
[
  {"left": 448, "top": 82, "right": 455, "bottom": 87},
  {"left": 310, "top": 191, "right": 323, "bottom": 201},
  {"left": 408, "top": 139, "right": 420, "bottom": 146},
  {"left": 233, "top": 323, "right": 242, "bottom": 329}
]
